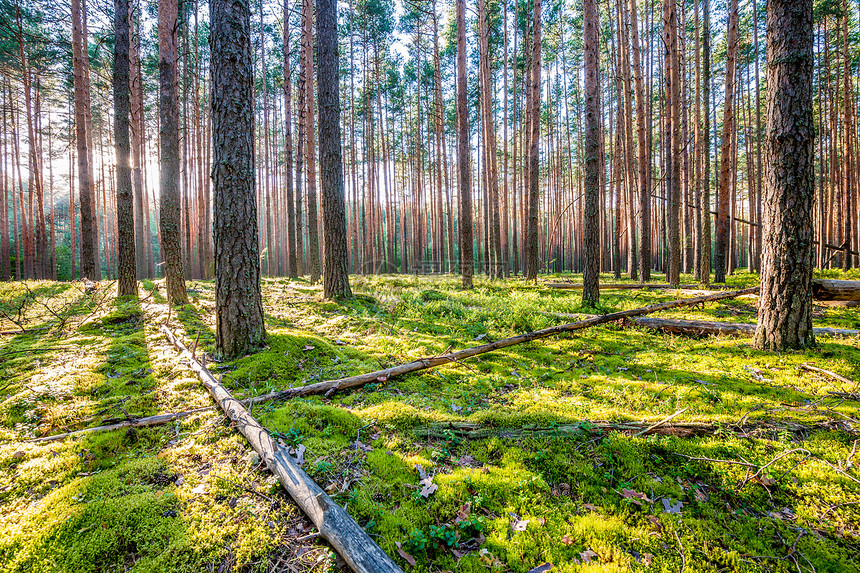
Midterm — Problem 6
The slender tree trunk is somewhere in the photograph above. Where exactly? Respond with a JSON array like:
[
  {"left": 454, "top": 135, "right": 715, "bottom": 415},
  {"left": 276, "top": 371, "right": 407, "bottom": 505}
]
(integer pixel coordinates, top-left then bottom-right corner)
[
  {"left": 284, "top": 0, "right": 298, "bottom": 278},
  {"left": 211, "top": 0, "right": 266, "bottom": 358},
  {"left": 664, "top": 0, "right": 681, "bottom": 287},
  {"left": 524, "top": 0, "right": 542, "bottom": 282},
  {"left": 755, "top": 0, "right": 814, "bottom": 351},
  {"left": 700, "top": 0, "right": 712, "bottom": 285},
  {"left": 302, "top": 0, "right": 321, "bottom": 283},
  {"left": 457, "top": 0, "right": 473, "bottom": 289},
  {"left": 317, "top": 0, "right": 351, "bottom": 298},
  {"left": 72, "top": 0, "right": 98, "bottom": 280},
  {"left": 130, "top": 2, "right": 147, "bottom": 280},
  {"left": 0, "top": 86, "right": 8, "bottom": 281},
  {"left": 159, "top": 0, "right": 188, "bottom": 303},
  {"left": 714, "top": 0, "right": 738, "bottom": 283},
  {"left": 582, "top": 0, "right": 601, "bottom": 303},
  {"left": 114, "top": 0, "right": 137, "bottom": 296},
  {"left": 842, "top": 0, "right": 854, "bottom": 271}
]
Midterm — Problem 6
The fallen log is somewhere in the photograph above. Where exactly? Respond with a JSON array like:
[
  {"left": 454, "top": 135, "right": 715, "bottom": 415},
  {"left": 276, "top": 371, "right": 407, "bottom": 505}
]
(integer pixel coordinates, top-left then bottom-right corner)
[
  {"left": 261, "top": 287, "right": 758, "bottom": 400},
  {"left": 812, "top": 279, "right": 860, "bottom": 301},
  {"left": 546, "top": 282, "right": 699, "bottom": 290},
  {"left": 27, "top": 390, "right": 294, "bottom": 443},
  {"left": 28, "top": 407, "right": 215, "bottom": 443},
  {"left": 413, "top": 419, "right": 856, "bottom": 440},
  {"left": 630, "top": 317, "right": 859, "bottom": 338},
  {"left": 161, "top": 326, "right": 401, "bottom": 573}
]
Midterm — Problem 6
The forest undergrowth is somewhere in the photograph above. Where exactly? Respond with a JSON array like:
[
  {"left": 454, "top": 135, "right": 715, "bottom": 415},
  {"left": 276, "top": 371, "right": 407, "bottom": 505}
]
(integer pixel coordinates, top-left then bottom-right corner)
[{"left": 0, "top": 272, "right": 858, "bottom": 572}]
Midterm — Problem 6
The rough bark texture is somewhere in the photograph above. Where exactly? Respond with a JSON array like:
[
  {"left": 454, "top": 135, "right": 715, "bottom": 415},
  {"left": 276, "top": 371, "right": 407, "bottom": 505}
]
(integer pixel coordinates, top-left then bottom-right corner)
[
  {"left": 114, "top": 0, "right": 136, "bottom": 297},
  {"left": 811, "top": 279, "right": 860, "bottom": 301},
  {"left": 754, "top": 0, "right": 815, "bottom": 351},
  {"left": 162, "top": 326, "right": 402, "bottom": 573},
  {"left": 524, "top": 0, "right": 542, "bottom": 282},
  {"left": 317, "top": 0, "right": 352, "bottom": 299},
  {"left": 211, "top": 0, "right": 266, "bottom": 358},
  {"left": 714, "top": 0, "right": 738, "bottom": 284},
  {"left": 302, "top": 0, "right": 321, "bottom": 284},
  {"left": 72, "top": 0, "right": 98, "bottom": 280},
  {"left": 700, "top": 0, "right": 712, "bottom": 285},
  {"left": 130, "top": 6, "right": 147, "bottom": 280},
  {"left": 628, "top": 0, "right": 649, "bottom": 281},
  {"left": 456, "top": 0, "right": 473, "bottom": 289},
  {"left": 582, "top": 0, "right": 601, "bottom": 304},
  {"left": 158, "top": 0, "right": 187, "bottom": 304},
  {"left": 664, "top": 0, "right": 681, "bottom": 287},
  {"left": 284, "top": 0, "right": 298, "bottom": 278}
]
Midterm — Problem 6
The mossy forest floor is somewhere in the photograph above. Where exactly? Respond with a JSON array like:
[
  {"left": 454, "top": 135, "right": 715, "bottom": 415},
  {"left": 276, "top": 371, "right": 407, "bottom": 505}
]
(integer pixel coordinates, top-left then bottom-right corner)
[{"left": 1, "top": 271, "right": 859, "bottom": 573}]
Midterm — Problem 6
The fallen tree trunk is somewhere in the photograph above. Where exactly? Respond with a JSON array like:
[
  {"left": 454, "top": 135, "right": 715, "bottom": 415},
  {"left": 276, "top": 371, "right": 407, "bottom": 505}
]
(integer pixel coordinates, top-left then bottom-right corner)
[
  {"left": 263, "top": 287, "right": 758, "bottom": 399},
  {"left": 413, "top": 419, "right": 856, "bottom": 440},
  {"left": 161, "top": 326, "right": 402, "bottom": 573},
  {"left": 629, "top": 317, "right": 859, "bottom": 338},
  {"left": 29, "top": 407, "right": 215, "bottom": 443},
  {"left": 28, "top": 389, "right": 294, "bottom": 443},
  {"left": 812, "top": 279, "right": 860, "bottom": 301},
  {"left": 545, "top": 282, "right": 699, "bottom": 290}
]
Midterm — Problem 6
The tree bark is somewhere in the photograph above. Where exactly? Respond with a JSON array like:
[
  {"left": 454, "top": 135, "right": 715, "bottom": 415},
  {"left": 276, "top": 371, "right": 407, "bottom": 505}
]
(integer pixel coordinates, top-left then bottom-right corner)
[
  {"left": 524, "top": 0, "right": 542, "bottom": 282},
  {"left": 317, "top": 0, "right": 352, "bottom": 299},
  {"left": 663, "top": 0, "right": 681, "bottom": 287},
  {"left": 582, "top": 0, "right": 601, "bottom": 304},
  {"left": 456, "top": 0, "right": 473, "bottom": 289},
  {"left": 714, "top": 0, "right": 738, "bottom": 283},
  {"left": 114, "top": 0, "right": 137, "bottom": 296},
  {"left": 754, "top": 0, "right": 815, "bottom": 351},
  {"left": 700, "top": 0, "right": 712, "bottom": 285},
  {"left": 284, "top": 0, "right": 298, "bottom": 278},
  {"left": 158, "top": 0, "right": 187, "bottom": 304},
  {"left": 211, "top": 0, "right": 266, "bottom": 358},
  {"left": 302, "top": 0, "right": 321, "bottom": 284},
  {"left": 72, "top": 0, "right": 98, "bottom": 280}
]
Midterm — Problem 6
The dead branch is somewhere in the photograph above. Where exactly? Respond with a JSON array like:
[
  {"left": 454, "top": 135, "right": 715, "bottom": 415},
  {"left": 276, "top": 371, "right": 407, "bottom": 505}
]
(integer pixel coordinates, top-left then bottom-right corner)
[
  {"left": 265, "top": 287, "right": 759, "bottom": 400},
  {"left": 161, "top": 325, "right": 401, "bottom": 573}
]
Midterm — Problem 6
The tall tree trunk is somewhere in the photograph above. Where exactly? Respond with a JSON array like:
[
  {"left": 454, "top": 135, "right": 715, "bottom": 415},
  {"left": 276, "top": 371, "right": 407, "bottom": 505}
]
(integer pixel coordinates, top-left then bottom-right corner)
[
  {"left": 130, "top": 2, "right": 147, "bottom": 279},
  {"left": 755, "top": 0, "right": 814, "bottom": 351},
  {"left": 456, "top": 0, "right": 473, "bottom": 289},
  {"left": 284, "top": 0, "right": 298, "bottom": 278},
  {"left": 582, "top": 0, "right": 601, "bottom": 303},
  {"left": 714, "top": 0, "right": 738, "bottom": 283},
  {"left": 72, "top": 0, "right": 98, "bottom": 280},
  {"left": 302, "top": 0, "right": 321, "bottom": 283},
  {"left": 700, "top": 0, "right": 712, "bottom": 285},
  {"left": 664, "top": 0, "right": 681, "bottom": 287},
  {"left": 317, "top": 0, "right": 352, "bottom": 299},
  {"left": 114, "top": 0, "right": 137, "bottom": 296},
  {"left": 159, "top": 0, "right": 188, "bottom": 303},
  {"left": 628, "top": 0, "right": 650, "bottom": 281},
  {"left": 524, "top": 0, "right": 542, "bottom": 282},
  {"left": 842, "top": 0, "right": 854, "bottom": 271},
  {"left": 211, "top": 0, "right": 266, "bottom": 358},
  {"left": 0, "top": 86, "right": 8, "bottom": 281}
]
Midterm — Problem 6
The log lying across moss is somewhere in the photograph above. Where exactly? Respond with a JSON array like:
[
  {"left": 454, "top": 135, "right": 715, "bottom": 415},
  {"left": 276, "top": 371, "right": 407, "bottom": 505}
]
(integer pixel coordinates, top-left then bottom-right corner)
[
  {"left": 413, "top": 419, "right": 856, "bottom": 440},
  {"left": 812, "top": 279, "right": 860, "bottom": 301},
  {"left": 161, "top": 326, "right": 402, "bottom": 573},
  {"left": 545, "top": 282, "right": 700, "bottom": 290}
]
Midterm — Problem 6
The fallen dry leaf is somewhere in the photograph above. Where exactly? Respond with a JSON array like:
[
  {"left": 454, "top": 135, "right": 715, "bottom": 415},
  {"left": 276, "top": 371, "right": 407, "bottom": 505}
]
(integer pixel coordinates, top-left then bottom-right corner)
[
  {"left": 394, "top": 542, "right": 416, "bottom": 566},
  {"left": 526, "top": 564, "right": 553, "bottom": 573}
]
